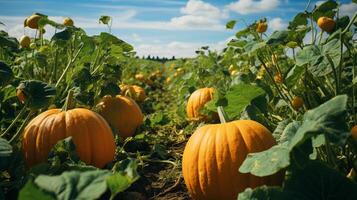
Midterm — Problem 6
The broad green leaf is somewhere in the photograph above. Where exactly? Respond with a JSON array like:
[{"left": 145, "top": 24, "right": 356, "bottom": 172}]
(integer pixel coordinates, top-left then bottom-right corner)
[
  {"left": 336, "top": 16, "right": 350, "bottom": 30},
  {"left": 226, "top": 20, "right": 236, "bottom": 29},
  {"left": 224, "top": 84, "right": 265, "bottom": 119},
  {"left": 266, "top": 31, "right": 289, "bottom": 45},
  {"left": 97, "top": 32, "right": 133, "bottom": 52},
  {"left": 239, "top": 145, "right": 290, "bottom": 177},
  {"left": 17, "top": 80, "right": 56, "bottom": 109},
  {"left": 0, "top": 85, "right": 16, "bottom": 102},
  {"left": 239, "top": 161, "right": 357, "bottom": 200},
  {"left": 51, "top": 28, "right": 73, "bottom": 42},
  {"left": 0, "top": 34, "right": 18, "bottom": 48},
  {"left": 235, "top": 27, "right": 251, "bottom": 39},
  {"left": 109, "top": 159, "right": 140, "bottom": 198},
  {"left": 18, "top": 181, "right": 53, "bottom": 200},
  {"left": 239, "top": 95, "right": 348, "bottom": 177},
  {"left": 244, "top": 41, "right": 266, "bottom": 53},
  {"left": 0, "top": 61, "right": 13, "bottom": 86},
  {"left": 99, "top": 81, "right": 120, "bottom": 97},
  {"left": 278, "top": 121, "right": 301, "bottom": 144},
  {"left": 0, "top": 138, "right": 12, "bottom": 169},
  {"left": 312, "top": 0, "right": 337, "bottom": 21},
  {"left": 295, "top": 45, "right": 323, "bottom": 66},
  {"left": 99, "top": 15, "right": 111, "bottom": 25},
  {"left": 48, "top": 137, "right": 81, "bottom": 165},
  {"left": 288, "top": 13, "right": 308, "bottom": 29},
  {"left": 284, "top": 161, "right": 357, "bottom": 199},
  {"left": 34, "top": 170, "right": 110, "bottom": 200},
  {"left": 273, "top": 119, "right": 291, "bottom": 142},
  {"left": 238, "top": 186, "right": 299, "bottom": 200},
  {"left": 285, "top": 65, "right": 305, "bottom": 88},
  {"left": 0, "top": 138, "right": 12, "bottom": 157},
  {"left": 312, "top": 38, "right": 341, "bottom": 77},
  {"left": 289, "top": 95, "right": 349, "bottom": 148}
]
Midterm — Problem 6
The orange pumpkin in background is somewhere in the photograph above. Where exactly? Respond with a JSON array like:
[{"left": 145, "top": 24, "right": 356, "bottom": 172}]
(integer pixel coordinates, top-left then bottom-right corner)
[
  {"left": 182, "top": 120, "right": 284, "bottom": 200},
  {"left": 120, "top": 84, "right": 147, "bottom": 102},
  {"left": 25, "top": 14, "right": 42, "bottom": 29},
  {"left": 96, "top": 95, "right": 144, "bottom": 138},
  {"left": 22, "top": 108, "right": 116, "bottom": 168},
  {"left": 186, "top": 87, "right": 215, "bottom": 121},
  {"left": 317, "top": 16, "right": 335, "bottom": 33}
]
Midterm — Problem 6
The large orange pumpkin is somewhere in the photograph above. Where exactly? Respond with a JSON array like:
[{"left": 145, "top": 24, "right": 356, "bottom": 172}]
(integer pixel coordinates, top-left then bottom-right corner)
[
  {"left": 186, "top": 88, "right": 215, "bottom": 121},
  {"left": 96, "top": 95, "right": 144, "bottom": 138},
  {"left": 182, "top": 120, "right": 284, "bottom": 200},
  {"left": 22, "top": 108, "right": 116, "bottom": 168},
  {"left": 120, "top": 84, "right": 147, "bottom": 102}
]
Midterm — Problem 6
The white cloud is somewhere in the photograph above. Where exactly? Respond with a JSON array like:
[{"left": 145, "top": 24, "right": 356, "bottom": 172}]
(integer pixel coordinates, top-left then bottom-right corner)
[
  {"left": 170, "top": 0, "right": 227, "bottom": 30},
  {"left": 340, "top": 3, "right": 357, "bottom": 17},
  {"left": 135, "top": 37, "right": 234, "bottom": 58},
  {"left": 227, "top": 0, "right": 280, "bottom": 15},
  {"left": 181, "top": 0, "right": 225, "bottom": 18},
  {"left": 131, "top": 33, "right": 142, "bottom": 42},
  {"left": 268, "top": 17, "right": 287, "bottom": 31}
]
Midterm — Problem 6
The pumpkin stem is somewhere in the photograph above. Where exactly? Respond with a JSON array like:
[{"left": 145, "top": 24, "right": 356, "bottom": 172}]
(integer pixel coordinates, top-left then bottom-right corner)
[
  {"left": 62, "top": 89, "right": 75, "bottom": 111},
  {"left": 217, "top": 106, "right": 229, "bottom": 123}
]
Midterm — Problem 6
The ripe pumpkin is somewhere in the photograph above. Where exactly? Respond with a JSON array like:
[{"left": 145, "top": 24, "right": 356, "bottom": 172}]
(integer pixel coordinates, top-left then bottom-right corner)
[
  {"left": 186, "top": 88, "right": 215, "bottom": 121},
  {"left": 256, "top": 22, "right": 267, "bottom": 33},
  {"left": 120, "top": 84, "right": 147, "bottom": 102},
  {"left": 291, "top": 96, "right": 304, "bottom": 110},
  {"left": 135, "top": 73, "right": 145, "bottom": 81},
  {"left": 16, "top": 89, "right": 26, "bottom": 104},
  {"left": 182, "top": 120, "right": 284, "bottom": 200},
  {"left": 20, "top": 35, "right": 31, "bottom": 48},
  {"left": 351, "top": 125, "right": 357, "bottom": 141},
  {"left": 274, "top": 73, "right": 283, "bottom": 84},
  {"left": 230, "top": 69, "right": 239, "bottom": 76},
  {"left": 166, "top": 77, "right": 171, "bottom": 84},
  {"left": 317, "top": 17, "right": 335, "bottom": 33},
  {"left": 22, "top": 108, "right": 116, "bottom": 168},
  {"left": 63, "top": 17, "right": 74, "bottom": 26},
  {"left": 25, "top": 15, "right": 42, "bottom": 29},
  {"left": 96, "top": 95, "right": 144, "bottom": 139}
]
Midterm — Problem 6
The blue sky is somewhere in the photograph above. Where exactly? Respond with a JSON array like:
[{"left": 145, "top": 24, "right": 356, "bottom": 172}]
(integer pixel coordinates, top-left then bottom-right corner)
[{"left": 0, "top": 0, "right": 356, "bottom": 57}]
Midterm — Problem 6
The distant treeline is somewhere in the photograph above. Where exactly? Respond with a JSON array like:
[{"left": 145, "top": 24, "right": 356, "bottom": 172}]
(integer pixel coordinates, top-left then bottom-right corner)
[{"left": 136, "top": 55, "right": 176, "bottom": 62}]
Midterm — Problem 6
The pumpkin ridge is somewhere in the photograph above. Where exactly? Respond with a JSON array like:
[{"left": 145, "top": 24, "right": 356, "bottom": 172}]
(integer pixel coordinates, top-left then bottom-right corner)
[
  {"left": 227, "top": 123, "right": 240, "bottom": 195},
  {"left": 232, "top": 121, "right": 251, "bottom": 191},
  {"left": 197, "top": 126, "right": 210, "bottom": 198},
  {"left": 206, "top": 126, "right": 218, "bottom": 198},
  {"left": 224, "top": 122, "right": 242, "bottom": 196},
  {"left": 197, "top": 126, "right": 211, "bottom": 198},
  {"left": 36, "top": 113, "right": 55, "bottom": 164},
  {"left": 213, "top": 126, "right": 222, "bottom": 198},
  {"left": 81, "top": 111, "right": 93, "bottom": 164}
]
